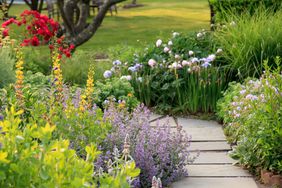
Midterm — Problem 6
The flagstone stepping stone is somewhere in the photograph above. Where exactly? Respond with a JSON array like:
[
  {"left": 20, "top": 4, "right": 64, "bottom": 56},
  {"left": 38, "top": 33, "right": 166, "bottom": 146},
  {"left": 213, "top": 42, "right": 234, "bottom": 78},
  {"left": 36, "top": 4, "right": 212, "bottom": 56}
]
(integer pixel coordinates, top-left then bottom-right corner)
[
  {"left": 187, "top": 165, "right": 252, "bottom": 177},
  {"left": 177, "top": 118, "right": 221, "bottom": 128},
  {"left": 189, "top": 141, "right": 230, "bottom": 151},
  {"left": 172, "top": 177, "right": 258, "bottom": 188},
  {"left": 192, "top": 152, "right": 236, "bottom": 164},
  {"left": 182, "top": 127, "right": 226, "bottom": 141}
]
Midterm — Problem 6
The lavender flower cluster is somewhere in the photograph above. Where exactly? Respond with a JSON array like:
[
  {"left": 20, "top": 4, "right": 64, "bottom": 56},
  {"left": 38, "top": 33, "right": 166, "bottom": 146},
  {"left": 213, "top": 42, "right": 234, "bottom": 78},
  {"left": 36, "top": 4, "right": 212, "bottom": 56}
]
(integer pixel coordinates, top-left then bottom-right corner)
[{"left": 97, "top": 104, "right": 194, "bottom": 188}]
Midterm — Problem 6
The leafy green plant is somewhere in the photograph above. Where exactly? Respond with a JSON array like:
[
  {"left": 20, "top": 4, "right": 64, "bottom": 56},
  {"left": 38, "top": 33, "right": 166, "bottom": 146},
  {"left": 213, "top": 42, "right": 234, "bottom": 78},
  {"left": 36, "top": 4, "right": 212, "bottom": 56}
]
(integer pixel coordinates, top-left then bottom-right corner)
[
  {"left": 0, "top": 47, "right": 15, "bottom": 88},
  {"left": 217, "top": 58, "right": 282, "bottom": 174},
  {"left": 93, "top": 78, "right": 139, "bottom": 111},
  {"left": 22, "top": 47, "right": 52, "bottom": 75},
  {"left": 214, "top": 8, "right": 282, "bottom": 79},
  {"left": 61, "top": 50, "right": 112, "bottom": 85}
]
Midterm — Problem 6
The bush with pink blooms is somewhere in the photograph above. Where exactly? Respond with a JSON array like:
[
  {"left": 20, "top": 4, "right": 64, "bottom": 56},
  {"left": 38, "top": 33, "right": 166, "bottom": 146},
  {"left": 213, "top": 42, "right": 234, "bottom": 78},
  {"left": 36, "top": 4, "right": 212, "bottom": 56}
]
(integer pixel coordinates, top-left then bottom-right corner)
[{"left": 217, "top": 59, "right": 282, "bottom": 174}]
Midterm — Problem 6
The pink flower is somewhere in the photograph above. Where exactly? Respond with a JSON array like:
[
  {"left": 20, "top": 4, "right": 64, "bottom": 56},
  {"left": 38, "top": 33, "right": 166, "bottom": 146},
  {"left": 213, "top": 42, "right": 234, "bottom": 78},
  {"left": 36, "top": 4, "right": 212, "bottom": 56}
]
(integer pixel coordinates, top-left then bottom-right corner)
[{"left": 148, "top": 59, "right": 157, "bottom": 67}]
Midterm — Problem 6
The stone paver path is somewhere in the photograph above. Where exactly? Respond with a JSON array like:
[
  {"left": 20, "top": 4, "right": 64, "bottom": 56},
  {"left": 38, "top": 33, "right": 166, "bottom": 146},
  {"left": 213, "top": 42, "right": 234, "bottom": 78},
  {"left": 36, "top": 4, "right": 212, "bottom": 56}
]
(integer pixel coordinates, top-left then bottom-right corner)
[{"left": 150, "top": 115, "right": 258, "bottom": 188}]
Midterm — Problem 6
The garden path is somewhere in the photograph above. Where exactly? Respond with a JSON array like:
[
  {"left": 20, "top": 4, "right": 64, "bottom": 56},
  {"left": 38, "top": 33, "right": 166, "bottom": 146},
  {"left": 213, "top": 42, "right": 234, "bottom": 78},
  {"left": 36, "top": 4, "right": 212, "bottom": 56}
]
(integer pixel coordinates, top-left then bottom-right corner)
[{"left": 149, "top": 115, "right": 258, "bottom": 188}]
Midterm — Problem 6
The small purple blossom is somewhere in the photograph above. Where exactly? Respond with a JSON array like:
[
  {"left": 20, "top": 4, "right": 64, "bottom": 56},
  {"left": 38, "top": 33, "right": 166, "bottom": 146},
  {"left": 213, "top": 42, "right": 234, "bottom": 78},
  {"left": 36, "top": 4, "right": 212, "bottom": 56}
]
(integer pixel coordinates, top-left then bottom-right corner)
[
  {"left": 246, "top": 94, "right": 258, "bottom": 101},
  {"left": 201, "top": 62, "right": 211, "bottom": 68},
  {"left": 128, "top": 66, "right": 137, "bottom": 72},
  {"left": 103, "top": 70, "right": 112, "bottom": 79},
  {"left": 191, "top": 57, "right": 199, "bottom": 63},
  {"left": 206, "top": 54, "right": 216, "bottom": 62},
  {"left": 113, "top": 60, "right": 122, "bottom": 66}
]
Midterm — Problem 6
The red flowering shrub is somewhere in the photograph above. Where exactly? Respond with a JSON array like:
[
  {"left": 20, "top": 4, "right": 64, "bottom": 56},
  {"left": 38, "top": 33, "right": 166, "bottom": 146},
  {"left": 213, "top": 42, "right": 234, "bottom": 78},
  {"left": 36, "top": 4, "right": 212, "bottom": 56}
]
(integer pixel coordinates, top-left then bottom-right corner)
[{"left": 1, "top": 10, "right": 74, "bottom": 58}]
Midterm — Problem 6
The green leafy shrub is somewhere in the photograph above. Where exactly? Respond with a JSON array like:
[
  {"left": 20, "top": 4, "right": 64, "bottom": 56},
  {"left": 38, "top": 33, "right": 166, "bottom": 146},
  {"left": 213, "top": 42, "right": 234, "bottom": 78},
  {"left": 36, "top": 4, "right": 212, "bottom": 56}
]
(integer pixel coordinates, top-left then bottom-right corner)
[
  {"left": 217, "top": 59, "right": 282, "bottom": 174},
  {"left": 0, "top": 47, "right": 15, "bottom": 88},
  {"left": 209, "top": 0, "right": 281, "bottom": 23},
  {"left": 61, "top": 50, "right": 112, "bottom": 85},
  {"left": 214, "top": 8, "right": 282, "bottom": 79},
  {"left": 22, "top": 47, "right": 52, "bottom": 75},
  {"left": 94, "top": 78, "right": 139, "bottom": 111}
]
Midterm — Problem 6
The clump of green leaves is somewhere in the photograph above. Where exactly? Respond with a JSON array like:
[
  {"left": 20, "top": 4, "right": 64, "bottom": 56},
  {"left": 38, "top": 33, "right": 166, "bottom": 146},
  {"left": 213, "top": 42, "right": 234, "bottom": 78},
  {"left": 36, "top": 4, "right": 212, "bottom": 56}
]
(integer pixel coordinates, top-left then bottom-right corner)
[{"left": 94, "top": 78, "right": 139, "bottom": 111}]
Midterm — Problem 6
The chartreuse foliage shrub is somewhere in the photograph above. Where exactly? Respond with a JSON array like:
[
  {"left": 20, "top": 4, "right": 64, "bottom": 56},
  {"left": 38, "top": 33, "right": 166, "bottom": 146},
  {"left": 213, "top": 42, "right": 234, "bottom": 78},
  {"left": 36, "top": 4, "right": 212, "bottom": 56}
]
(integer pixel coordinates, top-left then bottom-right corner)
[
  {"left": 0, "top": 107, "right": 97, "bottom": 187},
  {"left": 0, "top": 107, "right": 140, "bottom": 187},
  {"left": 217, "top": 59, "right": 282, "bottom": 174},
  {"left": 214, "top": 8, "right": 282, "bottom": 79},
  {"left": 209, "top": 0, "right": 281, "bottom": 23},
  {"left": 105, "top": 32, "right": 227, "bottom": 114}
]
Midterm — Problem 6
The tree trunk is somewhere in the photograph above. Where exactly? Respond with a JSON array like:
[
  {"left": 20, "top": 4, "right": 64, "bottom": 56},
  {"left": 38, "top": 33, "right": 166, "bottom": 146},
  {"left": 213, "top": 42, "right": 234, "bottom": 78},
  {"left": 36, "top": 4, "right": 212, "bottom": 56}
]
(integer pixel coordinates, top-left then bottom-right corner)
[
  {"left": 23, "top": 0, "right": 44, "bottom": 12},
  {"left": 208, "top": 0, "right": 215, "bottom": 29},
  {"left": 58, "top": 0, "right": 126, "bottom": 47},
  {"left": 1, "top": 0, "right": 14, "bottom": 19}
]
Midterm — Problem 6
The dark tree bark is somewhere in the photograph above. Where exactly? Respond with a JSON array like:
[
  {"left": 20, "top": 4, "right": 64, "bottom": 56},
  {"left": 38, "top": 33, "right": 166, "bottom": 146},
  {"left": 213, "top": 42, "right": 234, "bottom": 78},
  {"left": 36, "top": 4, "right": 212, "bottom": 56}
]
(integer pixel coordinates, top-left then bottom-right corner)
[
  {"left": 0, "top": 0, "right": 14, "bottom": 19},
  {"left": 58, "top": 0, "right": 126, "bottom": 47},
  {"left": 23, "top": 0, "right": 44, "bottom": 12},
  {"left": 208, "top": 0, "right": 215, "bottom": 29}
]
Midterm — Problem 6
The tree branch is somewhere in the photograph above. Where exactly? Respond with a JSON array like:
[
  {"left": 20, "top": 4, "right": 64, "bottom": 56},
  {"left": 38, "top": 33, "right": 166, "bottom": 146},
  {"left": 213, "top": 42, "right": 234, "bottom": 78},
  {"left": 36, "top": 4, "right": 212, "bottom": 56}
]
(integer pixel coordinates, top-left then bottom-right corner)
[
  {"left": 70, "top": 0, "right": 126, "bottom": 46},
  {"left": 23, "top": 0, "right": 31, "bottom": 8},
  {"left": 57, "top": 0, "right": 75, "bottom": 36}
]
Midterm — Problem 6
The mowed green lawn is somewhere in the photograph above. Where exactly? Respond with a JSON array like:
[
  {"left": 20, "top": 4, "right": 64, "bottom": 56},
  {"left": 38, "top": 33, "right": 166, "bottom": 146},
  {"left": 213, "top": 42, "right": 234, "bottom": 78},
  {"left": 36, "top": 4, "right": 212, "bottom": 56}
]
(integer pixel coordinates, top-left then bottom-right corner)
[{"left": 8, "top": 0, "right": 210, "bottom": 53}]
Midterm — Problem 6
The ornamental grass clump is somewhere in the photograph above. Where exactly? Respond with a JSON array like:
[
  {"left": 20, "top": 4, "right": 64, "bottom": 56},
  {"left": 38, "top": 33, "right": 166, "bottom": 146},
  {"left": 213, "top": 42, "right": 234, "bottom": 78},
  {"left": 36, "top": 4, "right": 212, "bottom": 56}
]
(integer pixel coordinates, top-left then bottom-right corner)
[
  {"left": 99, "top": 104, "right": 195, "bottom": 187},
  {"left": 214, "top": 8, "right": 282, "bottom": 79}
]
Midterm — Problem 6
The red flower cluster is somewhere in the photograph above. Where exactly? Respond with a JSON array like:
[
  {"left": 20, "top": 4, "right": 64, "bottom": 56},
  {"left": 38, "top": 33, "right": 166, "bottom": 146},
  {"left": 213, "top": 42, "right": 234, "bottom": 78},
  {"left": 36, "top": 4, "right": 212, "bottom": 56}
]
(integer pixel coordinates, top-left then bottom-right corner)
[
  {"left": 49, "top": 36, "right": 75, "bottom": 58},
  {"left": 2, "top": 10, "right": 59, "bottom": 46},
  {"left": 1, "top": 10, "right": 75, "bottom": 58}
]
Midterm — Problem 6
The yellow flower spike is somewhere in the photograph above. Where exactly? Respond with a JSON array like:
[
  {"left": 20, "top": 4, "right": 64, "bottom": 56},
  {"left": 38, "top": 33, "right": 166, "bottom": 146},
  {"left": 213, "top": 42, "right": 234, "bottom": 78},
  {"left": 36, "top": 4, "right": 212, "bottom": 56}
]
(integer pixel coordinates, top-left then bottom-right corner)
[
  {"left": 52, "top": 53, "right": 63, "bottom": 101},
  {"left": 79, "top": 94, "right": 87, "bottom": 112},
  {"left": 14, "top": 48, "right": 25, "bottom": 108},
  {"left": 85, "top": 65, "right": 95, "bottom": 109}
]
